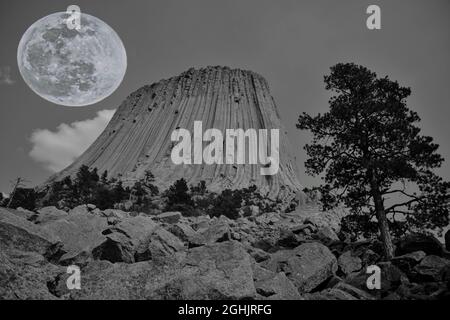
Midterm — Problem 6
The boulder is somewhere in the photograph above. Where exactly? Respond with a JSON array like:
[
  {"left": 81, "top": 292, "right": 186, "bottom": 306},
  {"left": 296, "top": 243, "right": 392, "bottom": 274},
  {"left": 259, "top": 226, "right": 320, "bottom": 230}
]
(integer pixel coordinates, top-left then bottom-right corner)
[
  {"left": 102, "top": 209, "right": 129, "bottom": 219},
  {"left": 189, "top": 215, "right": 211, "bottom": 231},
  {"left": 247, "top": 247, "right": 271, "bottom": 263},
  {"left": 242, "top": 205, "right": 260, "bottom": 217},
  {"left": 277, "top": 229, "right": 301, "bottom": 248},
  {"left": 155, "top": 211, "right": 181, "bottom": 224},
  {"left": 391, "top": 251, "right": 426, "bottom": 273},
  {"left": 174, "top": 241, "right": 256, "bottom": 299},
  {"left": 262, "top": 242, "right": 337, "bottom": 293},
  {"left": 35, "top": 206, "right": 68, "bottom": 225},
  {"left": 338, "top": 250, "right": 362, "bottom": 276},
  {"left": 255, "top": 212, "right": 280, "bottom": 226},
  {"left": 0, "top": 250, "right": 63, "bottom": 299},
  {"left": 189, "top": 217, "right": 230, "bottom": 247},
  {"left": 92, "top": 216, "right": 157, "bottom": 263},
  {"left": 360, "top": 249, "right": 380, "bottom": 266},
  {"left": 59, "top": 241, "right": 256, "bottom": 300},
  {"left": 42, "top": 211, "right": 108, "bottom": 265},
  {"left": 13, "top": 207, "right": 35, "bottom": 220},
  {"left": 255, "top": 272, "right": 302, "bottom": 300},
  {"left": 0, "top": 207, "right": 62, "bottom": 258},
  {"left": 315, "top": 225, "right": 340, "bottom": 243},
  {"left": 68, "top": 205, "right": 90, "bottom": 215},
  {"left": 135, "top": 227, "right": 186, "bottom": 263},
  {"left": 413, "top": 255, "right": 450, "bottom": 282},
  {"left": 92, "top": 215, "right": 185, "bottom": 264},
  {"left": 167, "top": 222, "right": 198, "bottom": 243},
  {"left": 396, "top": 233, "right": 444, "bottom": 257}
]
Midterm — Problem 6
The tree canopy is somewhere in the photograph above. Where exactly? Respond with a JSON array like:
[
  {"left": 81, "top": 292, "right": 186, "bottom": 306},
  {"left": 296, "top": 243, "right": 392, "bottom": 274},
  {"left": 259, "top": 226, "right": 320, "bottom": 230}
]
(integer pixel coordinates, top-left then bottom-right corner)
[{"left": 297, "top": 63, "right": 449, "bottom": 258}]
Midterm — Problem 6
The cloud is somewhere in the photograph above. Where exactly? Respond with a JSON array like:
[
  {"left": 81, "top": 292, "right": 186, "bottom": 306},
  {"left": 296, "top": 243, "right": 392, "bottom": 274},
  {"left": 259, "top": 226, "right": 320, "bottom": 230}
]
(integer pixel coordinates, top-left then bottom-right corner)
[
  {"left": 0, "top": 66, "right": 15, "bottom": 85},
  {"left": 29, "top": 109, "right": 116, "bottom": 172}
]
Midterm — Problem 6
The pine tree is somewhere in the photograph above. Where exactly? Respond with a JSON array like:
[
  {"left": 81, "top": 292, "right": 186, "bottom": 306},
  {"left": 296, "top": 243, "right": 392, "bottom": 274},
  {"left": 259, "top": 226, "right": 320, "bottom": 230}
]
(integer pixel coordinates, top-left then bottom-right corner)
[{"left": 297, "top": 63, "right": 450, "bottom": 259}]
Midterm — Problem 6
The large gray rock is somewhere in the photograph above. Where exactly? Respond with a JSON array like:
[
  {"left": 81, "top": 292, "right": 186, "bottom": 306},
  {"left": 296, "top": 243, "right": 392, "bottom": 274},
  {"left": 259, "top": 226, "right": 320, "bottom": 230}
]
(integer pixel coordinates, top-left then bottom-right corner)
[
  {"left": 0, "top": 207, "right": 62, "bottom": 258},
  {"left": 57, "top": 241, "right": 256, "bottom": 300},
  {"left": 35, "top": 206, "right": 68, "bottom": 225},
  {"left": 135, "top": 227, "right": 186, "bottom": 263},
  {"left": 255, "top": 271, "right": 302, "bottom": 300},
  {"left": 42, "top": 211, "right": 108, "bottom": 265},
  {"left": 338, "top": 250, "right": 362, "bottom": 276},
  {"left": 92, "top": 215, "right": 185, "bottom": 264},
  {"left": 167, "top": 222, "right": 198, "bottom": 243},
  {"left": 92, "top": 215, "right": 157, "bottom": 263},
  {"left": 101, "top": 209, "right": 129, "bottom": 219},
  {"left": 391, "top": 251, "right": 426, "bottom": 273},
  {"left": 262, "top": 242, "right": 337, "bottom": 293},
  {"left": 189, "top": 217, "right": 231, "bottom": 247},
  {"left": 13, "top": 207, "right": 35, "bottom": 220},
  {"left": 155, "top": 211, "right": 181, "bottom": 224},
  {"left": 0, "top": 250, "right": 63, "bottom": 299},
  {"left": 413, "top": 255, "right": 450, "bottom": 282}
]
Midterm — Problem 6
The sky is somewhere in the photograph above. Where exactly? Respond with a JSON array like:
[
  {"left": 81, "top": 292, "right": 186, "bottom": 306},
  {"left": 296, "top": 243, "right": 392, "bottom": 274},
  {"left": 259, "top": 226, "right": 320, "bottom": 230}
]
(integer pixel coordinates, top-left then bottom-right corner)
[{"left": 0, "top": 0, "right": 449, "bottom": 193}]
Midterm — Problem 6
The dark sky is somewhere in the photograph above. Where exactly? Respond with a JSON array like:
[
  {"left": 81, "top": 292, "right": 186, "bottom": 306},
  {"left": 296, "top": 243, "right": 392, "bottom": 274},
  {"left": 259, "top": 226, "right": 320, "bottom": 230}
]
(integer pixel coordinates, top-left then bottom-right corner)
[{"left": 1, "top": 0, "right": 449, "bottom": 193}]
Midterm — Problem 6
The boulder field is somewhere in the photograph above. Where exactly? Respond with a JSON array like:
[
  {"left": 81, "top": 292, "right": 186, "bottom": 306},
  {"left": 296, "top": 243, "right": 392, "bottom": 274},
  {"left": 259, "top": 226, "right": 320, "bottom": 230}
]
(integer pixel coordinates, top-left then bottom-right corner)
[{"left": 0, "top": 205, "right": 449, "bottom": 300}]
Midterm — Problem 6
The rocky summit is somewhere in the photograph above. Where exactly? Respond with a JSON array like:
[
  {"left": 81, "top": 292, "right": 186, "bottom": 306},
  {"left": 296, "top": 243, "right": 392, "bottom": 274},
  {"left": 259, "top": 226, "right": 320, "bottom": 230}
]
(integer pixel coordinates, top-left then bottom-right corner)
[
  {"left": 45, "top": 66, "right": 303, "bottom": 201},
  {"left": 1, "top": 205, "right": 449, "bottom": 300}
]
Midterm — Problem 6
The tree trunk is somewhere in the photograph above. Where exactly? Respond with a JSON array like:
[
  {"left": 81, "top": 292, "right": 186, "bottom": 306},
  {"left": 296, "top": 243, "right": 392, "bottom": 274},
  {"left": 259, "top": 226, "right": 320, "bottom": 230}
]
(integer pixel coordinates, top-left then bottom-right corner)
[{"left": 370, "top": 177, "right": 395, "bottom": 260}]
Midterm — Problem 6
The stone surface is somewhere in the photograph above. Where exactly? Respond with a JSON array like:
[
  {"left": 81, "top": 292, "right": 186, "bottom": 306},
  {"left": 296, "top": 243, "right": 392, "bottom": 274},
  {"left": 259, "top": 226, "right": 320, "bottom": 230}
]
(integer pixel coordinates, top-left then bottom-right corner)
[
  {"left": 338, "top": 250, "right": 362, "bottom": 276},
  {"left": 155, "top": 211, "right": 181, "bottom": 224},
  {"left": 44, "top": 66, "right": 304, "bottom": 201},
  {"left": 189, "top": 217, "right": 231, "bottom": 247},
  {"left": 0, "top": 250, "right": 62, "bottom": 299},
  {"left": 35, "top": 206, "right": 68, "bottom": 225},
  {"left": 391, "top": 251, "right": 426, "bottom": 273},
  {"left": 167, "top": 222, "right": 198, "bottom": 243},
  {"left": 13, "top": 207, "right": 35, "bottom": 220},
  {"left": 262, "top": 242, "right": 337, "bottom": 293},
  {"left": 255, "top": 271, "right": 302, "bottom": 300},
  {"left": 92, "top": 215, "right": 185, "bottom": 264},
  {"left": 42, "top": 211, "right": 108, "bottom": 265},
  {"left": 315, "top": 225, "right": 340, "bottom": 243},
  {"left": 58, "top": 240, "right": 255, "bottom": 300},
  {"left": 333, "top": 282, "right": 375, "bottom": 300},
  {"left": 413, "top": 255, "right": 450, "bottom": 282},
  {"left": 0, "top": 207, "right": 62, "bottom": 258}
]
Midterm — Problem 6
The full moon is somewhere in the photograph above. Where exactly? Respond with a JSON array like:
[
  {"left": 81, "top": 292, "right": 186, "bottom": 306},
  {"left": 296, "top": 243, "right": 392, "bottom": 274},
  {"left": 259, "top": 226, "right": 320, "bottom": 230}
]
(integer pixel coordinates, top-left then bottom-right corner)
[{"left": 17, "top": 12, "right": 127, "bottom": 106}]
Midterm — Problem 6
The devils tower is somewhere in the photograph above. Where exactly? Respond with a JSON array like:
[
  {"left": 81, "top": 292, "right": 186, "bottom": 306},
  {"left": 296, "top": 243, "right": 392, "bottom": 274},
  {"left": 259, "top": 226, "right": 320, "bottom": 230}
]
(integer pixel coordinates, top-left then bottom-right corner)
[{"left": 47, "top": 66, "right": 303, "bottom": 200}]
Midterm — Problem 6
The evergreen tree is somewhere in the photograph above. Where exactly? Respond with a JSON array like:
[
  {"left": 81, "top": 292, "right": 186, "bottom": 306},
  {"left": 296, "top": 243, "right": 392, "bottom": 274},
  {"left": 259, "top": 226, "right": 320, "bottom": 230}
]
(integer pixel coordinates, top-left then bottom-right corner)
[{"left": 297, "top": 63, "right": 450, "bottom": 259}]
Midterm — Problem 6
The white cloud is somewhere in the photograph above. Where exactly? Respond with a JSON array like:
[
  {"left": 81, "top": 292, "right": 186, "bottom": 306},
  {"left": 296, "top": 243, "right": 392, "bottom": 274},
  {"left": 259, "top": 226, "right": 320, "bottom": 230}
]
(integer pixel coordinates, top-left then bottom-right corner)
[{"left": 29, "top": 109, "right": 116, "bottom": 172}]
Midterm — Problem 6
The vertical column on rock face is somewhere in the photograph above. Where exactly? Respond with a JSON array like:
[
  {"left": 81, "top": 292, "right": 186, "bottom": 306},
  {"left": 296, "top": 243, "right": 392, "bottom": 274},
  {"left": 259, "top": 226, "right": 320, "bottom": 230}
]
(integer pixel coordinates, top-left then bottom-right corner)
[{"left": 45, "top": 66, "right": 304, "bottom": 200}]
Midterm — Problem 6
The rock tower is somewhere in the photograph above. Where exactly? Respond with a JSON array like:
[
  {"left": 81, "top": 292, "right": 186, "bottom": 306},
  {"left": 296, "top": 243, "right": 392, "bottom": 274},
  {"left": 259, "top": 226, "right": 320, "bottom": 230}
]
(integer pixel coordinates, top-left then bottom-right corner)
[{"left": 47, "top": 66, "right": 304, "bottom": 200}]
